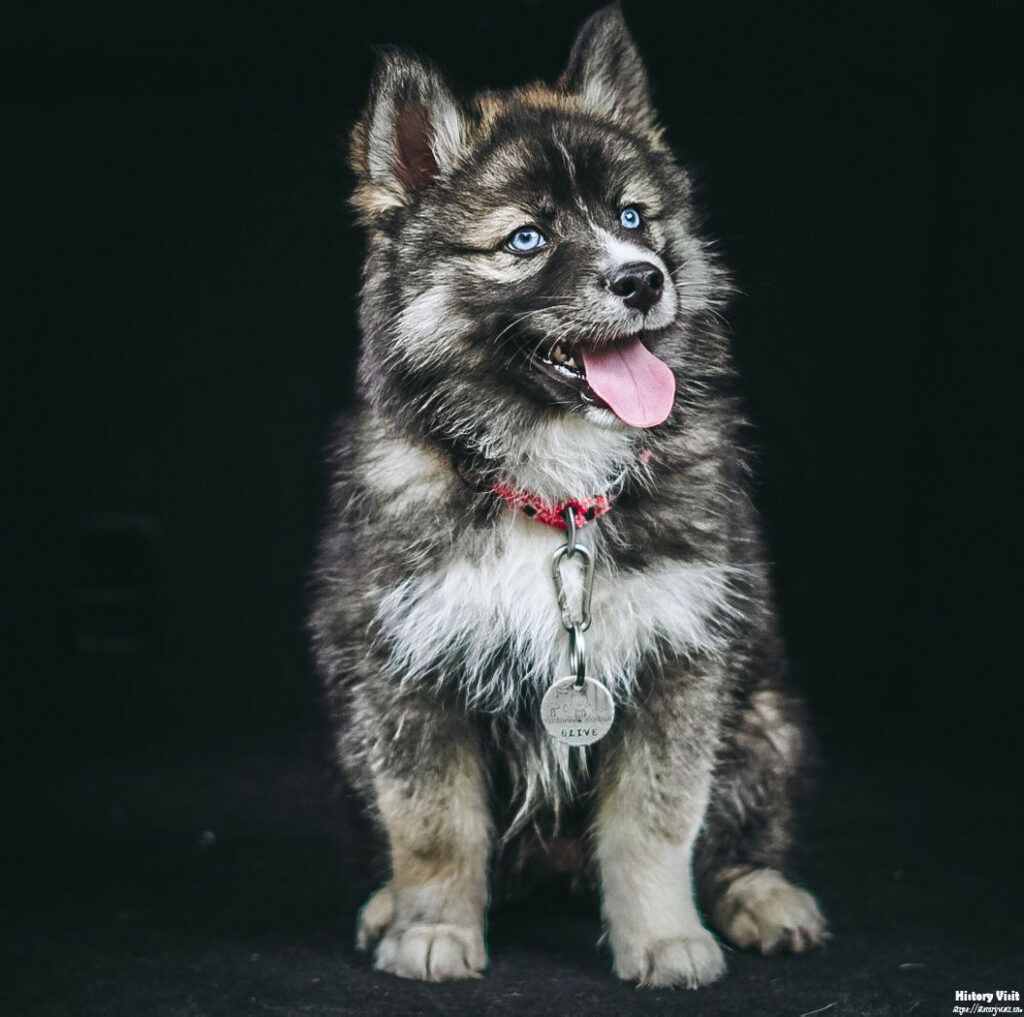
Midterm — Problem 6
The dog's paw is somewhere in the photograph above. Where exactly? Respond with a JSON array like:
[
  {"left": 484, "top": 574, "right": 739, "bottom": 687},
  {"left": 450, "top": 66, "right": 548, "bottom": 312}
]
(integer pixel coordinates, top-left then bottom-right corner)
[
  {"left": 613, "top": 927, "right": 726, "bottom": 989},
  {"left": 712, "top": 868, "right": 827, "bottom": 955},
  {"left": 373, "top": 922, "right": 487, "bottom": 981},
  {"left": 356, "top": 884, "right": 487, "bottom": 980}
]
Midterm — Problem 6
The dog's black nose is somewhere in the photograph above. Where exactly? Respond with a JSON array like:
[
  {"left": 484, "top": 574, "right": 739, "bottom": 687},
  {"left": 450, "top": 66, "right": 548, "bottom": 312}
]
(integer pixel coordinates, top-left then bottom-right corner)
[{"left": 608, "top": 261, "right": 665, "bottom": 313}]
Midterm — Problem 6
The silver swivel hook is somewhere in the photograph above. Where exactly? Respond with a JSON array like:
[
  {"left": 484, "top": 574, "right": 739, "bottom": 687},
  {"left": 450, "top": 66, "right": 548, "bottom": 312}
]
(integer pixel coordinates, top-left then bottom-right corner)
[{"left": 551, "top": 506, "right": 594, "bottom": 690}]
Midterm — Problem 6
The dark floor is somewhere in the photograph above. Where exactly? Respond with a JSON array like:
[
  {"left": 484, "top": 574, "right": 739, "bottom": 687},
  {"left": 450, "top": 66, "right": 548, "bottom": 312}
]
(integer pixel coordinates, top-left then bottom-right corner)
[{"left": 3, "top": 742, "right": 1021, "bottom": 1017}]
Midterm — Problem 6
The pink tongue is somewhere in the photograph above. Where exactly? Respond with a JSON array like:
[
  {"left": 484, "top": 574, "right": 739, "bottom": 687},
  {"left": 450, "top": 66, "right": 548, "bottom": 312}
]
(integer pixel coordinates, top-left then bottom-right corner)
[{"left": 579, "top": 338, "right": 676, "bottom": 428}]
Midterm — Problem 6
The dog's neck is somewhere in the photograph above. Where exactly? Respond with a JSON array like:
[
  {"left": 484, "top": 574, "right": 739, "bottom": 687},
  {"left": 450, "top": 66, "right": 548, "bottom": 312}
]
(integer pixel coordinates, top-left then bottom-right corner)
[{"left": 455, "top": 413, "right": 641, "bottom": 504}]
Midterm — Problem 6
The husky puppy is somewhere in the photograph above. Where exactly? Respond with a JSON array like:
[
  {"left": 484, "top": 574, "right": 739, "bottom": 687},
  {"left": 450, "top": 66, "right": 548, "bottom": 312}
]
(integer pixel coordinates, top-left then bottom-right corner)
[{"left": 311, "top": 5, "right": 826, "bottom": 987}]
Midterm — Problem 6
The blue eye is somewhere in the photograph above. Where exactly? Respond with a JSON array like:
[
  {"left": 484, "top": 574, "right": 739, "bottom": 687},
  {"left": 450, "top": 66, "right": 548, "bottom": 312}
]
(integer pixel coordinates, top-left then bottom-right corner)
[
  {"left": 506, "top": 227, "right": 545, "bottom": 253},
  {"left": 620, "top": 206, "right": 642, "bottom": 229}
]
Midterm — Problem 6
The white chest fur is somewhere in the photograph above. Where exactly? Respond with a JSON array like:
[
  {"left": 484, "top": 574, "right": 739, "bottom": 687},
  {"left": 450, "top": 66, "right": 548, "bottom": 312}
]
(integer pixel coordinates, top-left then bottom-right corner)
[{"left": 374, "top": 509, "right": 741, "bottom": 711}]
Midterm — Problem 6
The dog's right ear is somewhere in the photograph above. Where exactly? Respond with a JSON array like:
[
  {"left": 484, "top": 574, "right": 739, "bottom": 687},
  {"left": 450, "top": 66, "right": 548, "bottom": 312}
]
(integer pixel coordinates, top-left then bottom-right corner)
[
  {"left": 350, "top": 49, "right": 468, "bottom": 223},
  {"left": 560, "top": 5, "right": 657, "bottom": 136}
]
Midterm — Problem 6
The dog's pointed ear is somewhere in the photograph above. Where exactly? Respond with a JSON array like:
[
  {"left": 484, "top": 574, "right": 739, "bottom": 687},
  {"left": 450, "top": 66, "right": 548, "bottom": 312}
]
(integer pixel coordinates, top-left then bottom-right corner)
[
  {"left": 350, "top": 48, "right": 468, "bottom": 221},
  {"left": 560, "top": 5, "right": 656, "bottom": 133}
]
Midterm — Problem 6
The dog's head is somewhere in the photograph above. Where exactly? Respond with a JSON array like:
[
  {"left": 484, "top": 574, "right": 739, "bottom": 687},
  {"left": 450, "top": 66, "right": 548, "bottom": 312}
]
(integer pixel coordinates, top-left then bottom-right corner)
[{"left": 350, "top": 5, "right": 727, "bottom": 464}]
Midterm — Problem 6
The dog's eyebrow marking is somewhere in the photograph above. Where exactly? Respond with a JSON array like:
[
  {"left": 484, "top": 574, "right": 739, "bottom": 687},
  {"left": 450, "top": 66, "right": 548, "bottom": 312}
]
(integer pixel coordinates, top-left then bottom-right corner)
[
  {"left": 477, "top": 143, "right": 532, "bottom": 187},
  {"left": 619, "top": 180, "right": 662, "bottom": 216},
  {"left": 461, "top": 206, "right": 540, "bottom": 248}
]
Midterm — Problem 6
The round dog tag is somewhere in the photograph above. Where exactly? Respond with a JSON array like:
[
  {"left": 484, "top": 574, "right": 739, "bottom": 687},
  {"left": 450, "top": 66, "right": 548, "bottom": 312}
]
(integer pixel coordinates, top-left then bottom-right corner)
[{"left": 540, "top": 676, "right": 615, "bottom": 746}]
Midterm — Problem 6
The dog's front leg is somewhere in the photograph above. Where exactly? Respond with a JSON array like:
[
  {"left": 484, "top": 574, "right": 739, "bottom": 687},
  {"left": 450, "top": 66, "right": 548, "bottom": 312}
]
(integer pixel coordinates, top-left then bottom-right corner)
[
  {"left": 356, "top": 702, "right": 491, "bottom": 981},
  {"left": 595, "top": 679, "right": 726, "bottom": 988}
]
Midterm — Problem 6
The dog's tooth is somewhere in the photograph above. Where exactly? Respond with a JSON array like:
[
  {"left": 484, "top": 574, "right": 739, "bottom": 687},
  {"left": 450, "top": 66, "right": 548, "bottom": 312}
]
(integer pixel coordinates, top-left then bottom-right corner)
[{"left": 565, "top": 355, "right": 578, "bottom": 369}]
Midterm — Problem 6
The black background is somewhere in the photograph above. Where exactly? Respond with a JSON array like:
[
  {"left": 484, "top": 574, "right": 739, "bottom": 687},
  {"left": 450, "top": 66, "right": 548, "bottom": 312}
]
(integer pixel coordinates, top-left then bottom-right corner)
[{"left": 5, "top": 2, "right": 1023, "bottom": 1014}]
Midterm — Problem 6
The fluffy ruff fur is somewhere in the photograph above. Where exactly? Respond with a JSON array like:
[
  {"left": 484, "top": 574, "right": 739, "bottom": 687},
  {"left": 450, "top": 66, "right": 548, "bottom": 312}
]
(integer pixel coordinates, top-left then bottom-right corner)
[{"left": 310, "top": 5, "right": 826, "bottom": 987}]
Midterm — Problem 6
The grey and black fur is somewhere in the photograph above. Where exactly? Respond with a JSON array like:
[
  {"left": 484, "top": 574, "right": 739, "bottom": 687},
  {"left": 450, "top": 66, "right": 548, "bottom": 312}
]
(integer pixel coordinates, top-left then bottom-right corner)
[{"left": 310, "top": 5, "right": 827, "bottom": 986}]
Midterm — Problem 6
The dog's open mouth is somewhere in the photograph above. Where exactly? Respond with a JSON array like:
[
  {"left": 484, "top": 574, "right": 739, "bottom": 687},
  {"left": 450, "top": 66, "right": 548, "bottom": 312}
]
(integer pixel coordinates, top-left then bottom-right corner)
[{"left": 536, "top": 335, "right": 676, "bottom": 429}]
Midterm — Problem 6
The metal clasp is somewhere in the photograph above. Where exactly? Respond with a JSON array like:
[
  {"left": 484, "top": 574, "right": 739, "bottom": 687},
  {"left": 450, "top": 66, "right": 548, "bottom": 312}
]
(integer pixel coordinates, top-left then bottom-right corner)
[
  {"left": 551, "top": 514, "right": 594, "bottom": 632},
  {"left": 551, "top": 506, "right": 594, "bottom": 691}
]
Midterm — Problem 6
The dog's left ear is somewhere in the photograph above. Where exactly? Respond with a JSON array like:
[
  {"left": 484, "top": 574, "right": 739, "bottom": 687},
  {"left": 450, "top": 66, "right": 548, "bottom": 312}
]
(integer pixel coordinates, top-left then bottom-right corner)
[{"left": 560, "top": 5, "right": 657, "bottom": 134}]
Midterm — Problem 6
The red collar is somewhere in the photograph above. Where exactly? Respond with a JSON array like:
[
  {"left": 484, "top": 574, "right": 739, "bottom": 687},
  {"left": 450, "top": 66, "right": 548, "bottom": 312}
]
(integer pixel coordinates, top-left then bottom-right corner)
[
  {"left": 453, "top": 450, "right": 651, "bottom": 530},
  {"left": 490, "top": 481, "right": 612, "bottom": 530}
]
